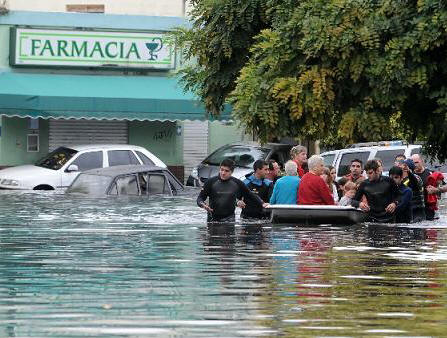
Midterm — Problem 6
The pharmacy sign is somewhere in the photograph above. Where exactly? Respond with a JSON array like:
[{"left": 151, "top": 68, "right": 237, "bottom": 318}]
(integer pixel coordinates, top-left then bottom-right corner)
[{"left": 10, "top": 28, "right": 175, "bottom": 70}]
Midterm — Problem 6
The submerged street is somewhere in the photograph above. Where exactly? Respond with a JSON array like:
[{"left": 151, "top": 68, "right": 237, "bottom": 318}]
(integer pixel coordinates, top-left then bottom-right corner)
[{"left": 0, "top": 191, "right": 446, "bottom": 336}]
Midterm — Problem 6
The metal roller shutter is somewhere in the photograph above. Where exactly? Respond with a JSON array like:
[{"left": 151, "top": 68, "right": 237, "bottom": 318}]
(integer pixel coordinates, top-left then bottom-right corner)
[
  {"left": 49, "top": 119, "right": 128, "bottom": 151},
  {"left": 183, "top": 121, "right": 208, "bottom": 182}
]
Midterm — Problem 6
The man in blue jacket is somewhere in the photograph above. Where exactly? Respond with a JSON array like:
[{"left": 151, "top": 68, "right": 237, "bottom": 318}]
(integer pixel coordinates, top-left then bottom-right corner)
[
  {"left": 241, "top": 159, "right": 272, "bottom": 219},
  {"left": 270, "top": 160, "right": 301, "bottom": 204},
  {"left": 389, "top": 166, "right": 413, "bottom": 223}
]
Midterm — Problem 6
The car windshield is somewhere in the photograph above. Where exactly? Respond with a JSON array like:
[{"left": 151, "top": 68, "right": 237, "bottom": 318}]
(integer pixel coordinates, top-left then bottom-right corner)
[
  {"left": 204, "top": 145, "right": 271, "bottom": 168},
  {"left": 66, "top": 174, "right": 112, "bottom": 195},
  {"left": 35, "top": 147, "right": 78, "bottom": 170}
]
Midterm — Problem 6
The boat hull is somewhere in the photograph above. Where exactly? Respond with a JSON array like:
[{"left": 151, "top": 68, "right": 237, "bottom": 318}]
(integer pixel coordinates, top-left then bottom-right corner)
[{"left": 267, "top": 204, "right": 368, "bottom": 225}]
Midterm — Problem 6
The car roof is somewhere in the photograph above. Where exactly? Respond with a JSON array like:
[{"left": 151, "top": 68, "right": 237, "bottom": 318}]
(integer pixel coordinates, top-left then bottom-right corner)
[
  {"left": 222, "top": 142, "right": 294, "bottom": 149},
  {"left": 81, "top": 165, "right": 167, "bottom": 177},
  {"left": 321, "top": 144, "right": 421, "bottom": 155},
  {"left": 60, "top": 144, "right": 147, "bottom": 151}
]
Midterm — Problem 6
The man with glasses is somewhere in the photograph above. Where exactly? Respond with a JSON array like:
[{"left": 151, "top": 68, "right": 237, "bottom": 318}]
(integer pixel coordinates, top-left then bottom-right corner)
[
  {"left": 351, "top": 159, "right": 400, "bottom": 222},
  {"left": 411, "top": 154, "right": 447, "bottom": 220},
  {"left": 345, "top": 159, "right": 365, "bottom": 184}
]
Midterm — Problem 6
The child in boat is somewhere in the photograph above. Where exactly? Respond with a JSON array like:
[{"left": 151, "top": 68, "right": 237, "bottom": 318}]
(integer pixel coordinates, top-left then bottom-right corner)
[{"left": 339, "top": 181, "right": 357, "bottom": 206}]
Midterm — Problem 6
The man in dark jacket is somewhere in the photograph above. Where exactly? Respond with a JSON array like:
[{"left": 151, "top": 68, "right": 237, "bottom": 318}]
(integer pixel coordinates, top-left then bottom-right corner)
[
  {"left": 197, "top": 159, "right": 268, "bottom": 223},
  {"left": 351, "top": 159, "right": 400, "bottom": 222},
  {"left": 389, "top": 166, "right": 413, "bottom": 223},
  {"left": 241, "top": 160, "right": 273, "bottom": 219}
]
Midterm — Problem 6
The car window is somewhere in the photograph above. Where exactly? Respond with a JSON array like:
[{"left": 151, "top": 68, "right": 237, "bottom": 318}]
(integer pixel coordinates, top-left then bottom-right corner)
[
  {"left": 205, "top": 145, "right": 270, "bottom": 168},
  {"left": 111, "top": 175, "right": 140, "bottom": 195},
  {"left": 164, "top": 171, "right": 184, "bottom": 193},
  {"left": 322, "top": 154, "right": 336, "bottom": 167},
  {"left": 268, "top": 148, "right": 290, "bottom": 167},
  {"left": 337, "top": 151, "right": 370, "bottom": 176},
  {"left": 67, "top": 174, "right": 111, "bottom": 195},
  {"left": 147, "top": 174, "right": 170, "bottom": 195},
  {"left": 108, "top": 150, "right": 140, "bottom": 167},
  {"left": 411, "top": 148, "right": 420, "bottom": 155},
  {"left": 135, "top": 151, "right": 155, "bottom": 165},
  {"left": 375, "top": 149, "right": 406, "bottom": 171},
  {"left": 35, "top": 147, "right": 78, "bottom": 170},
  {"left": 71, "top": 151, "right": 103, "bottom": 171}
]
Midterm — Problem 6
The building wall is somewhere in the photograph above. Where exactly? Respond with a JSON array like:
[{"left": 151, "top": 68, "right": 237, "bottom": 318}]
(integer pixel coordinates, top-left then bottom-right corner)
[
  {"left": 128, "top": 120, "right": 182, "bottom": 166},
  {"left": 208, "top": 121, "right": 251, "bottom": 154},
  {"left": 0, "top": 117, "right": 49, "bottom": 166},
  {"left": 6, "top": 0, "right": 187, "bottom": 17}
]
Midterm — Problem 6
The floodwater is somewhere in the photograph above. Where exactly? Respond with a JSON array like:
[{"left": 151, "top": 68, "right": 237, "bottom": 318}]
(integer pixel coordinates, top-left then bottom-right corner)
[{"left": 0, "top": 191, "right": 447, "bottom": 337}]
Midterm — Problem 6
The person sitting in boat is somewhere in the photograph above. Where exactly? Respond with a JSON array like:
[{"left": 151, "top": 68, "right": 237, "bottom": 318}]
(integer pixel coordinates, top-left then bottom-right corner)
[
  {"left": 197, "top": 158, "right": 268, "bottom": 223},
  {"left": 290, "top": 145, "right": 308, "bottom": 178},
  {"left": 350, "top": 159, "right": 400, "bottom": 222},
  {"left": 395, "top": 158, "right": 426, "bottom": 222},
  {"left": 266, "top": 159, "right": 281, "bottom": 184},
  {"left": 241, "top": 159, "right": 272, "bottom": 220},
  {"left": 339, "top": 181, "right": 357, "bottom": 206},
  {"left": 298, "top": 155, "right": 335, "bottom": 205},
  {"left": 270, "top": 160, "right": 300, "bottom": 205},
  {"left": 321, "top": 167, "right": 339, "bottom": 203},
  {"left": 389, "top": 166, "right": 413, "bottom": 223},
  {"left": 345, "top": 159, "right": 365, "bottom": 185}
]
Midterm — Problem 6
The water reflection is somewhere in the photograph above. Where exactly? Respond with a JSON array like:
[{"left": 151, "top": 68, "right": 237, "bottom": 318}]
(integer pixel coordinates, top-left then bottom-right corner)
[{"left": 0, "top": 192, "right": 446, "bottom": 336}]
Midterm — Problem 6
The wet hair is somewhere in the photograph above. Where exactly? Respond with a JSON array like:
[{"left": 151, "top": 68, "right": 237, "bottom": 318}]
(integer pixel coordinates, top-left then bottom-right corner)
[
  {"left": 350, "top": 158, "right": 363, "bottom": 166},
  {"left": 364, "top": 159, "right": 380, "bottom": 172},
  {"left": 268, "top": 159, "right": 278, "bottom": 170},
  {"left": 253, "top": 159, "right": 268, "bottom": 171},
  {"left": 389, "top": 165, "right": 403, "bottom": 177},
  {"left": 220, "top": 158, "right": 235, "bottom": 172},
  {"left": 395, "top": 154, "right": 406, "bottom": 161},
  {"left": 290, "top": 145, "right": 307, "bottom": 159},
  {"left": 284, "top": 160, "right": 298, "bottom": 176}
]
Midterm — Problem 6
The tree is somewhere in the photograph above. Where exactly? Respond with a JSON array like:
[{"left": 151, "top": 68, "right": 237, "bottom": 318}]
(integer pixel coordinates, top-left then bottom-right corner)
[{"left": 175, "top": 0, "right": 447, "bottom": 160}]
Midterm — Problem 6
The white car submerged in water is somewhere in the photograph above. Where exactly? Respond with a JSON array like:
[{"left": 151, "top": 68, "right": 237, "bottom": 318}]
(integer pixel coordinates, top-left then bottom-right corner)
[{"left": 0, "top": 144, "right": 166, "bottom": 190}]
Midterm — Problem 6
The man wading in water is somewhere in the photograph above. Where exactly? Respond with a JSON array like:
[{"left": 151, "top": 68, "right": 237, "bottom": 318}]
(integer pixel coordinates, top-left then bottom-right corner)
[{"left": 197, "top": 159, "right": 268, "bottom": 223}]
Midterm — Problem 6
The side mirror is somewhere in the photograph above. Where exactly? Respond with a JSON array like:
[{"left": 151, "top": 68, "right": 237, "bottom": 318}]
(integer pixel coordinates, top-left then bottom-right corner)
[{"left": 66, "top": 164, "right": 79, "bottom": 172}]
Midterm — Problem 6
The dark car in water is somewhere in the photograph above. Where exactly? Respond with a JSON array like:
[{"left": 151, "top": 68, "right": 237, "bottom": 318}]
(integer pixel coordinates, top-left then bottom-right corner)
[
  {"left": 67, "top": 165, "right": 189, "bottom": 196},
  {"left": 186, "top": 142, "right": 294, "bottom": 187}
]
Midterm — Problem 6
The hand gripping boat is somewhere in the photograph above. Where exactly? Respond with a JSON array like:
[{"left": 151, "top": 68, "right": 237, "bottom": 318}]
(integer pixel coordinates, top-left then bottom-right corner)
[{"left": 266, "top": 204, "right": 368, "bottom": 225}]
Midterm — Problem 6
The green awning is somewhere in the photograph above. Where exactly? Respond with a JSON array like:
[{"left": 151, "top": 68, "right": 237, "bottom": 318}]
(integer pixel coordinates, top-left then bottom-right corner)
[{"left": 0, "top": 72, "right": 231, "bottom": 121}]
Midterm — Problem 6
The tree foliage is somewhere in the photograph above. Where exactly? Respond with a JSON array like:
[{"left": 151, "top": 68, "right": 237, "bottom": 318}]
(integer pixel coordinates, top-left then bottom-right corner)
[{"left": 174, "top": 0, "right": 447, "bottom": 160}]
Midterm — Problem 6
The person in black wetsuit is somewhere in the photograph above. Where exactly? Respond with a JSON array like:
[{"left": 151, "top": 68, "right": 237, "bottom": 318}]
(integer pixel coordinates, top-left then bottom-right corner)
[
  {"left": 350, "top": 159, "right": 400, "bottom": 222},
  {"left": 197, "top": 158, "right": 268, "bottom": 223}
]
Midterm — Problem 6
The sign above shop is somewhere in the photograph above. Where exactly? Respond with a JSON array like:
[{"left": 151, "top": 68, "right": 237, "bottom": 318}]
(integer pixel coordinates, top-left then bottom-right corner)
[{"left": 10, "top": 27, "right": 175, "bottom": 70}]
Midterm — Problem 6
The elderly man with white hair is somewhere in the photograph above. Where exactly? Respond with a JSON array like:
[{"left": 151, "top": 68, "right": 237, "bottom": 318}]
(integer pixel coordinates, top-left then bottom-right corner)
[
  {"left": 298, "top": 155, "right": 335, "bottom": 205},
  {"left": 269, "top": 160, "right": 301, "bottom": 204}
]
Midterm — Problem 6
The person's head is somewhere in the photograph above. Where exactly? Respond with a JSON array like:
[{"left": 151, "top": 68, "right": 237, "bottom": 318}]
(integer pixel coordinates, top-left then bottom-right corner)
[
  {"left": 267, "top": 159, "right": 280, "bottom": 178},
  {"left": 321, "top": 167, "right": 333, "bottom": 186},
  {"left": 404, "top": 158, "right": 415, "bottom": 172},
  {"left": 350, "top": 159, "right": 363, "bottom": 177},
  {"left": 395, "top": 154, "right": 406, "bottom": 162},
  {"left": 328, "top": 165, "right": 336, "bottom": 181},
  {"left": 389, "top": 165, "right": 404, "bottom": 185},
  {"left": 373, "top": 158, "right": 383, "bottom": 175},
  {"left": 338, "top": 177, "right": 348, "bottom": 190},
  {"left": 308, "top": 155, "right": 325, "bottom": 176},
  {"left": 253, "top": 159, "right": 269, "bottom": 179},
  {"left": 344, "top": 181, "right": 357, "bottom": 198},
  {"left": 290, "top": 145, "right": 307, "bottom": 164},
  {"left": 219, "top": 158, "right": 235, "bottom": 180},
  {"left": 284, "top": 160, "right": 298, "bottom": 176},
  {"left": 364, "top": 159, "right": 381, "bottom": 182},
  {"left": 411, "top": 154, "right": 425, "bottom": 172}
]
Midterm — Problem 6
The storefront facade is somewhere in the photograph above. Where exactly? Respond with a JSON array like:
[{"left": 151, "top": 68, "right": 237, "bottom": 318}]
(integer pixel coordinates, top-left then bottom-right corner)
[{"left": 0, "top": 11, "right": 246, "bottom": 181}]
